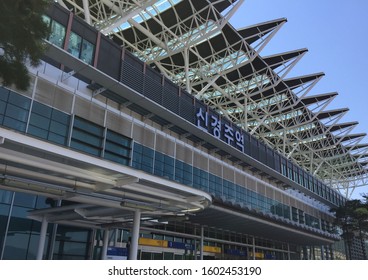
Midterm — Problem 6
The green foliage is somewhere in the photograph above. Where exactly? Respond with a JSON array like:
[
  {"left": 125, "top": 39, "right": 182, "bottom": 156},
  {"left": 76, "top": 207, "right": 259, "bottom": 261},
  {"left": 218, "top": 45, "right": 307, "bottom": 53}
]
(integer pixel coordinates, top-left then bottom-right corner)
[
  {"left": 330, "top": 194, "right": 368, "bottom": 259},
  {"left": 331, "top": 198, "right": 368, "bottom": 232},
  {"left": 0, "top": 0, "right": 50, "bottom": 90}
]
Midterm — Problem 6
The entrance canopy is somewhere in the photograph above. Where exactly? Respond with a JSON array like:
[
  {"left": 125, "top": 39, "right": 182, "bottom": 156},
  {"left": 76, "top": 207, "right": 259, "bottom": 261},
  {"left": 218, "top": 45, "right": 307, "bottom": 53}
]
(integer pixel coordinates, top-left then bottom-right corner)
[{"left": 0, "top": 127, "right": 211, "bottom": 228}]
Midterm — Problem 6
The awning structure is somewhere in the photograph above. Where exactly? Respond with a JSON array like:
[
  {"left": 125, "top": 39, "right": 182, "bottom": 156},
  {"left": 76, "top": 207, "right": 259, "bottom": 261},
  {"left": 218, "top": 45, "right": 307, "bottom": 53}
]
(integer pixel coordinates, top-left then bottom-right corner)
[
  {"left": 0, "top": 127, "right": 212, "bottom": 228},
  {"left": 188, "top": 203, "right": 338, "bottom": 246},
  {"left": 0, "top": 1, "right": 354, "bottom": 253},
  {"left": 55, "top": 0, "right": 368, "bottom": 198},
  {"left": 0, "top": 127, "right": 338, "bottom": 247}
]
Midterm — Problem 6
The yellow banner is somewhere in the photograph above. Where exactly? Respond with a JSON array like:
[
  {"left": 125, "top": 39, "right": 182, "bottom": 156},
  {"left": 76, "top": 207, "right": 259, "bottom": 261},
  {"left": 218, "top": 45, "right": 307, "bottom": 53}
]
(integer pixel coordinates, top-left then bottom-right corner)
[
  {"left": 203, "top": 245, "right": 222, "bottom": 253},
  {"left": 250, "top": 252, "right": 264, "bottom": 259},
  {"left": 138, "top": 238, "right": 168, "bottom": 248}
]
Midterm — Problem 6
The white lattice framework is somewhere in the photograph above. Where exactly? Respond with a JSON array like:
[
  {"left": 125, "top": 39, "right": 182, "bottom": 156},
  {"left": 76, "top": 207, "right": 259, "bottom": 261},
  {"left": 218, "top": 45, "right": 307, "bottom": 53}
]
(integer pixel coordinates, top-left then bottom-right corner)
[{"left": 57, "top": 0, "right": 368, "bottom": 199}]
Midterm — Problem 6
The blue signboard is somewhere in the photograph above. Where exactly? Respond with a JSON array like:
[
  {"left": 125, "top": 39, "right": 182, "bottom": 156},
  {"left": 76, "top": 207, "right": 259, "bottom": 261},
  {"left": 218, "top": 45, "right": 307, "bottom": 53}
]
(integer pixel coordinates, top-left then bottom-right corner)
[
  {"left": 167, "top": 241, "right": 194, "bottom": 251},
  {"left": 107, "top": 247, "right": 128, "bottom": 260},
  {"left": 224, "top": 249, "right": 247, "bottom": 257}
]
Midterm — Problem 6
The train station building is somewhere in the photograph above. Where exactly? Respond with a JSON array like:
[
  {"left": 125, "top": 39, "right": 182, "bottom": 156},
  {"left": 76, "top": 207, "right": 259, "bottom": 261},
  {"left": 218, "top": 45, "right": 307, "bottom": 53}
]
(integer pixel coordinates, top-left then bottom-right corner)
[{"left": 0, "top": 0, "right": 367, "bottom": 260}]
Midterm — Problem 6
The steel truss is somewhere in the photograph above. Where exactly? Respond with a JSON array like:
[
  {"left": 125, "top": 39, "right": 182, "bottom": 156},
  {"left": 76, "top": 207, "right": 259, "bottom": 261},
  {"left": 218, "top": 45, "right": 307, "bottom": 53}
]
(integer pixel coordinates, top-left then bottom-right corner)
[{"left": 57, "top": 0, "right": 367, "bottom": 199}]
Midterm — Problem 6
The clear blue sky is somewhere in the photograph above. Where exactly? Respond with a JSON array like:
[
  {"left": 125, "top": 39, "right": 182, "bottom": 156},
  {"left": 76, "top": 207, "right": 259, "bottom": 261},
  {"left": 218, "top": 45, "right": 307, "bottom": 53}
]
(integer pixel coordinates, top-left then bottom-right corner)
[{"left": 229, "top": 0, "right": 368, "bottom": 199}]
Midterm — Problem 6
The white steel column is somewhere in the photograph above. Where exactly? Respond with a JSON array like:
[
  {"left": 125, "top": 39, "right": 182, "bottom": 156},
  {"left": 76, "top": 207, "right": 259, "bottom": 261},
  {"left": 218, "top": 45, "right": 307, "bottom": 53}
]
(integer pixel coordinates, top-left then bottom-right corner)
[
  {"left": 48, "top": 200, "right": 61, "bottom": 260},
  {"left": 36, "top": 216, "right": 48, "bottom": 260},
  {"left": 129, "top": 210, "right": 141, "bottom": 260},
  {"left": 101, "top": 229, "right": 109, "bottom": 260},
  {"left": 114, "top": 229, "right": 118, "bottom": 246},
  {"left": 321, "top": 245, "right": 325, "bottom": 260},
  {"left": 194, "top": 227, "right": 197, "bottom": 260},
  {"left": 82, "top": 0, "right": 91, "bottom": 25},
  {"left": 200, "top": 226, "right": 204, "bottom": 260},
  {"left": 184, "top": 48, "right": 191, "bottom": 93}
]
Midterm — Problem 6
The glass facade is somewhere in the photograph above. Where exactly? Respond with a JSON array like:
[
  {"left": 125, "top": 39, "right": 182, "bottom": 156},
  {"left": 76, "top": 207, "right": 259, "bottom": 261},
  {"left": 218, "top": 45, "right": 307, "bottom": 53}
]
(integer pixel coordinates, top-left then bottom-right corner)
[
  {"left": 71, "top": 116, "right": 105, "bottom": 157},
  {"left": 0, "top": 86, "right": 331, "bottom": 236},
  {"left": 0, "top": 190, "right": 91, "bottom": 260},
  {"left": 0, "top": 87, "right": 30, "bottom": 132},
  {"left": 0, "top": 87, "right": 132, "bottom": 167},
  {"left": 67, "top": 32, "right": 94, "bottom": 64},
  {"left": 43, "top": 15, "right": 95, "bottom": 64},
  {"left": 43, "top": 16, "right": 66, "bottom": 48},
  {"left": 28, "top": 101, "right": 70, "bottom": 145},
  {"left": 131, "top": 144, "right": 323, "bottom": 224},
  {"left": 91, "top": 225, "right": 295, "bottom": 260},
  {"left": 0, "top": 80, "right": 338, "bottom": 259},
  {"left": 39, "top": 10, "right": 346, "bottom": 207},
  {"left": 0, "top": 3, "right": 352, "bottom": 260}
]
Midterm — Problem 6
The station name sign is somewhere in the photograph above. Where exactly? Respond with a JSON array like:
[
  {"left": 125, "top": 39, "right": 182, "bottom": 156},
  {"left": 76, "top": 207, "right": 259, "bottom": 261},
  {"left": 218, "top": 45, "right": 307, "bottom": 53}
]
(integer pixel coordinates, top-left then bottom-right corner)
[{"left": 195, "top": 107, "right": 245, "bottom": 153}]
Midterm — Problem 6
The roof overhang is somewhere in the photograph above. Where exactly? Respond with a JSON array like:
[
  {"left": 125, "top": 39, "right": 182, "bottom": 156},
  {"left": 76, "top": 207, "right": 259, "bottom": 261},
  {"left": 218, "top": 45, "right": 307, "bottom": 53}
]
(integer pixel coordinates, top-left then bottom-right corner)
[
  {"left": 0, "top": 127, "right": 212, "bottom": 224},
  {"left": 188, "top": 203, "right": 339, "bottom": 246}
]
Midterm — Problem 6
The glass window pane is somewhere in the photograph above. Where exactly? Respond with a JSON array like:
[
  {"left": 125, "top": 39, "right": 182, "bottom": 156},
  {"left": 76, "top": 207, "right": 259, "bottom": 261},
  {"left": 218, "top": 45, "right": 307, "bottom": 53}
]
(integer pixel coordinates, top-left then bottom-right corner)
[
  {"left": 29, "top": 113, "right": 50, "bottom": 129},
  {"left": 27, "top": 125, "right": 48, "bottom": 139},
  {"left": 5, "top": 103, "right": 29, "bottom": 122},
  {"left": 54, "top": 241, "right": 88, "bottom": 256},
  {"left": 72, "top": 129, "right": 102, "bottom": 147},
  {"left": 32, "top": 102, "right": 52, "bottom": 117},
  {"left": 70, "top": 140, "right": 101, "bottom": 156},
  {"left": 52, "top": 109, "right": 70, "bottom": 124},
  {"left": 0, "top": 190, "right": 13, "bottom": 204},
  {"left": 49, "top": 121, "right": 69, "bottom": 136},
  {"left": 74, "top": 117, "right": 103, "bottom": 136},
  {"left": 60, "top": 228, "right": 90, "bottom": 242},
  {"left": 35, "top": 196, "right": 49, "bottom": 209},
  {"left": 42, "top": 15, "right": 51, "bottom": 27},
  {"left": 3, "top": 116, "right": 27, "bottom": 132},
  {"left": 13, "top": 192, "right": 37, "bottom": 208},
  {"left": 0, "top": 87, "right": 9, "bottom": 101},
  {"left": 0, "top": 204, "right": 11, "bottom": 255},
  {"left": 0, "top": 100, "right": 6, "bottom": 114},
  {"left": 8, "top": 92, "right": 31, "bottom": 110},
  {"left": 80, "top": 39, "right": 94, "bottom": 64},
  {"left": 67, "top": 32, "right": 82, "bottom": 58},
  {"left": 49, "top": 20, "right": 66, "bottom": 48},
  {"left": 3, "top": 206, "right": 34, "bottom": 260},
  {"left": 48, "top": 132, "right": 68, "bottom": 145},
  {"left": 105, "top": 142, "right": 130, "bottom": 157},
  {"left": 105, "top": 152, "right": 130, "bottom": 165}
]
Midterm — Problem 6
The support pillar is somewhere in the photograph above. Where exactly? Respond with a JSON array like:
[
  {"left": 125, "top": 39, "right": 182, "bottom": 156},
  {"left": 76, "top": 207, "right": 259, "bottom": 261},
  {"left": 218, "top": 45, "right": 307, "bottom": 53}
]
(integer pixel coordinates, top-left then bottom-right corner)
[
  {"left": 302, "top": 246, "right": 308, "bottom": 260},
  {"left": 101, "top": 229, "right": 109, "bottom": 260},
  {"left": 48, "top": 200, "right": 61, "bottom": 260},
  {"left": 311, "top": 246, "right": 315, "bottom": 260},
  {"left": 287, "top": 243, "right": 291, "bottom": 260},
  {"left": 36, "top": 216, "right": 48, "bottom": 260},
  {"left": 194, "top": 228, "right": 197, "bottom": 260},
  {"left": 330, "top": 244, "right": 334, "bottom": 260},
  {"left": 321, "top": 245, "right": 325, "bottom": 260},
  {"left": 114, "top": 229, "right": 118, "bottom": 247},
  {"left": 129, "top": 210, "right": 141, "bottom": 260},
  {"left": 252, "top": 237, "right": 256, "bottom": 260},
  {"left": 325, "top": 245, "right": 330, "bottom": 260},
  {"left": 200, "top": 226, "right": 204, "bottom": 260}
]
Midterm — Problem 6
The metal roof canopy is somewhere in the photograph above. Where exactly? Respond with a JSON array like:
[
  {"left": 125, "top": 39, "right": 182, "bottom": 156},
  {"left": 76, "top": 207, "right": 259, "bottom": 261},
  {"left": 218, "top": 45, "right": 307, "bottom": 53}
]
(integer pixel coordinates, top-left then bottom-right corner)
[
  {"left": 42, "top": 42, "right": 342, "bottom": 208},
  {"left": 54, "top": 0, "right": 368, "bottom": 198},
  {"left": 188, "top": 203, "right": 338, "bottom": 246},
  {"left": 0, "top": 128, "right": 211, "bottom": 225},
  {"left": 0, "top": 129, "right": 338, "bottom": 246},
  {"left": 25, "top": 200, "right": 339, "bottom": 246}
]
